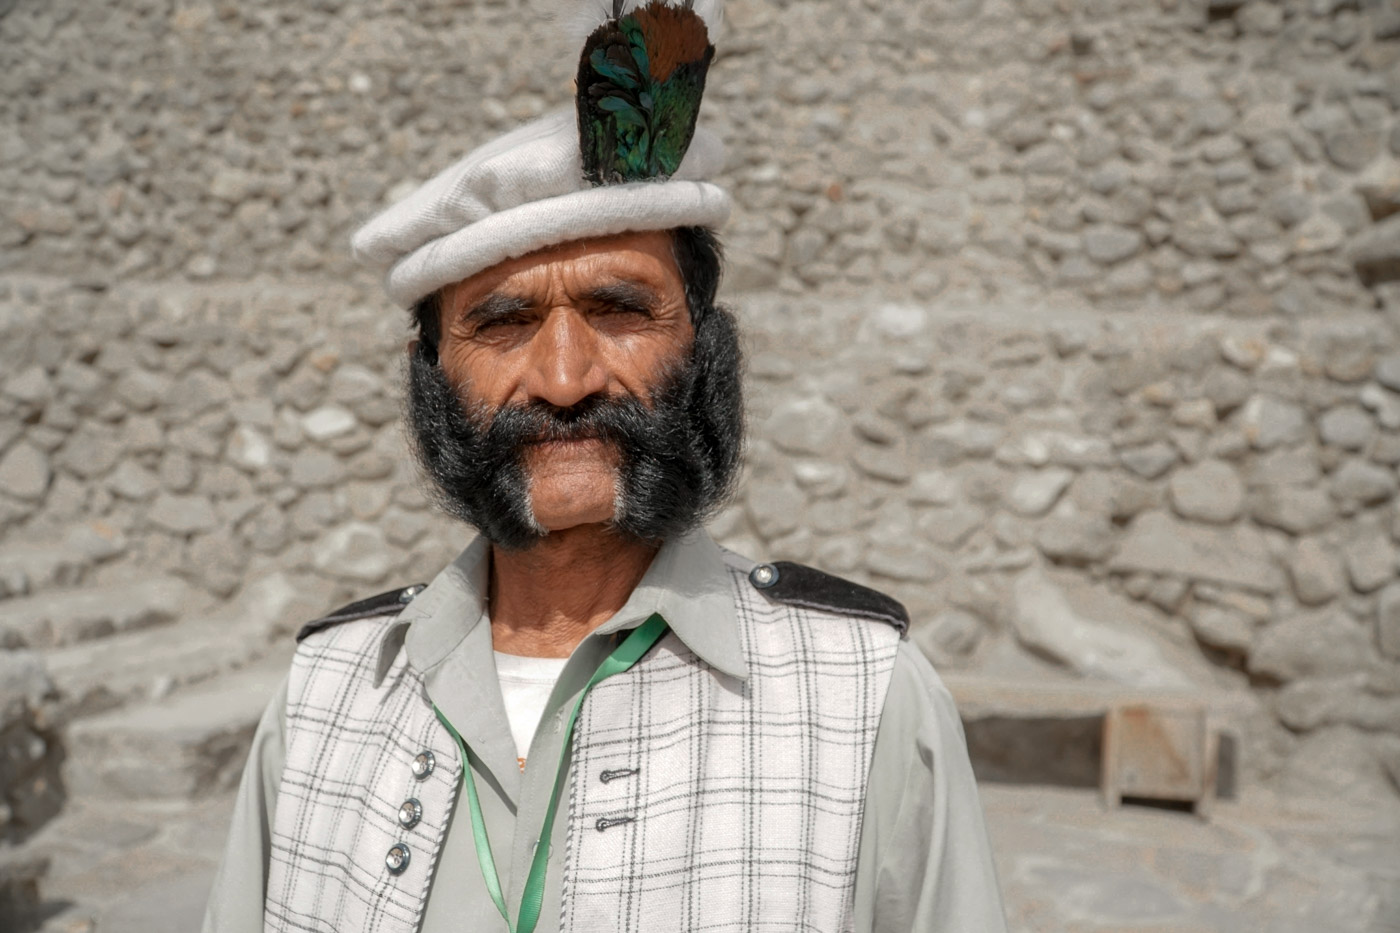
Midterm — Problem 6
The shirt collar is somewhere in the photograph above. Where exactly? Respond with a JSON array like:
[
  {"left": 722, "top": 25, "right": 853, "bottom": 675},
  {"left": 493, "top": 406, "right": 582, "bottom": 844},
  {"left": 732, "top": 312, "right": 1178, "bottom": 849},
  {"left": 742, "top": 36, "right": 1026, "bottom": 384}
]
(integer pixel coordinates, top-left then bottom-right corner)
[{"left": 385, "top": 529, "right": 748, "bottom": 682}]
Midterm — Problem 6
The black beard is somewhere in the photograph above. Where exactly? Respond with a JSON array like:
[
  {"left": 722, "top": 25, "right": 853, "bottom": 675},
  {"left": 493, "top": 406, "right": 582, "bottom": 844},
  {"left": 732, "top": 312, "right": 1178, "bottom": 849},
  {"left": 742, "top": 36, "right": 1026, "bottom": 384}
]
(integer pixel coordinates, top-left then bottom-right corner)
[{"left": 404, "top": 309, "right": 744, "bottom": 551}]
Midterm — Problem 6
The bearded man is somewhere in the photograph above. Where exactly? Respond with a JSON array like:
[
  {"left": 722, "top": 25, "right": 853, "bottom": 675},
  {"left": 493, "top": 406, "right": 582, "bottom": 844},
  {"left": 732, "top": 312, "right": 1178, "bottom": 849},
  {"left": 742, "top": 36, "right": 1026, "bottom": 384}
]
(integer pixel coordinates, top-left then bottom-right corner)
[{"left": 203, "top": 3, "right": 1006, "bottom": 931}]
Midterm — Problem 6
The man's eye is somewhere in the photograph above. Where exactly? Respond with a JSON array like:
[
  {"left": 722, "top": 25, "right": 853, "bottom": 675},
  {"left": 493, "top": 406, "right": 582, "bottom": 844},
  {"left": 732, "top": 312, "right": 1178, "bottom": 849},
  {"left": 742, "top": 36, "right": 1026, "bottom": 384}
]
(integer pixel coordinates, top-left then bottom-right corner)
[
  {"left": 598, "top": 302, "right": 652, "bottom": 318},
  {"left": 475, "top": 314, "right": 528, "bottom": 332}
]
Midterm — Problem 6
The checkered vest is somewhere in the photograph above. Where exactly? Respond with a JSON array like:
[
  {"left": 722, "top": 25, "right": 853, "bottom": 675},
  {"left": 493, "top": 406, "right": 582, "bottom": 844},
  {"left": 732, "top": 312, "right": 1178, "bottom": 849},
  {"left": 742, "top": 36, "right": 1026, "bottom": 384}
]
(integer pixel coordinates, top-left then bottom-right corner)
[{"left": 264, "top": 559, "right": 902, "bottom": 933}]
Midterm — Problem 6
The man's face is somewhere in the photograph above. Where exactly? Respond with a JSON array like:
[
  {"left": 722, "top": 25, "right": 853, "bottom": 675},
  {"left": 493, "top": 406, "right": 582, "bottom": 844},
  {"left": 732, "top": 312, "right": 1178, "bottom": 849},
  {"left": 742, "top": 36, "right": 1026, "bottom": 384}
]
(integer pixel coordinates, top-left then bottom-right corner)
[{"left": 408, "top": 226, "right": 744, "bottom": 546}]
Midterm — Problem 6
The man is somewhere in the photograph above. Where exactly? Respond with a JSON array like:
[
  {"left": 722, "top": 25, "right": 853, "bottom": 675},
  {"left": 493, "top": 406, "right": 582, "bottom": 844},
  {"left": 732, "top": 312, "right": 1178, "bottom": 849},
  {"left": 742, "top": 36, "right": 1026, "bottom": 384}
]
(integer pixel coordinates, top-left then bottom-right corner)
[{"left": 204, "top": 2, "right": 1006, "bottom": 931}]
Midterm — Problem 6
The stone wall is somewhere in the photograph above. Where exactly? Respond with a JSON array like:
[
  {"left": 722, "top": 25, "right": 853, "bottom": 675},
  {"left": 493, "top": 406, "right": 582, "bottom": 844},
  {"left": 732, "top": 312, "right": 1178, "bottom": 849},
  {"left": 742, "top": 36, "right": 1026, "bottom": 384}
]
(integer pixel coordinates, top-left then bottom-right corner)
[
  {"left": 4, "top": 0, "right": 1399, "bottom": 308},
  {"left": 2, "top": 0, "right": 1400, "bottom": 829}
]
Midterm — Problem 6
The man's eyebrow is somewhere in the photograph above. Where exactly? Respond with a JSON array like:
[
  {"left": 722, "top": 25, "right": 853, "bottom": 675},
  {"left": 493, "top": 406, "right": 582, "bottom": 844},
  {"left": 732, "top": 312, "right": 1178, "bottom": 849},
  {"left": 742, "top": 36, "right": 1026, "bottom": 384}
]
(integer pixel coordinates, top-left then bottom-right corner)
[
  {"left": 462, "top": 293, "right": 534, "bottom": 324},
  {"left": 583, "top": 281, "right": 662, "bottom": 310}
]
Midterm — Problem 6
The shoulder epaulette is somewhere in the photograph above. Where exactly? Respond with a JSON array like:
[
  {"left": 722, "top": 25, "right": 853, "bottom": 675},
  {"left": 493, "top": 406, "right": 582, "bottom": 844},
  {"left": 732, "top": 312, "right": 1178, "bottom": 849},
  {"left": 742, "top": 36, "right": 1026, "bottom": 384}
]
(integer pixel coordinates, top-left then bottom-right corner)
[
  {"left": 746, "top": 562, "right": 909, "bottom": 636},
  {"left": 295, "top": 583, "right": 428, "bottom": 643}
]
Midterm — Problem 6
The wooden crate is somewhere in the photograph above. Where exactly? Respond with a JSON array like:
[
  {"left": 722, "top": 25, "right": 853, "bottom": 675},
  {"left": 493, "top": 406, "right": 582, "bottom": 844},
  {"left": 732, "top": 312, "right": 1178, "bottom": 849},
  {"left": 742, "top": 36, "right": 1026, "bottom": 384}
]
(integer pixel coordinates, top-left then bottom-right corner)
[{"left": 1102, "top": 702, "right": 1218, "bottom": 817}]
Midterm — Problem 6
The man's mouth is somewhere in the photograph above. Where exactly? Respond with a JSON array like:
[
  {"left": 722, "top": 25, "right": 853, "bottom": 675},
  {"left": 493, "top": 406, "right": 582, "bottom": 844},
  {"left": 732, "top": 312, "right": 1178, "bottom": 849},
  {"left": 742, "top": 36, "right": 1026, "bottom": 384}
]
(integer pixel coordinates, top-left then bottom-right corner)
[{"left": 523, "top": 432, "right": 603, "bottom": 446}]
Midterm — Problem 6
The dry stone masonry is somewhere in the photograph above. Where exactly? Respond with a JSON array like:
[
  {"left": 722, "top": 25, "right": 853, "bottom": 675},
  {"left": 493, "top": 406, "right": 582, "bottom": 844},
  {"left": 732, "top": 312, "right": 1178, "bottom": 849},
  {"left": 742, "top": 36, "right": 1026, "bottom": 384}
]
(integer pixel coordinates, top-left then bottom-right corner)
[{"left": 3, "top": 0, "right": 1400, "bottom": 913}]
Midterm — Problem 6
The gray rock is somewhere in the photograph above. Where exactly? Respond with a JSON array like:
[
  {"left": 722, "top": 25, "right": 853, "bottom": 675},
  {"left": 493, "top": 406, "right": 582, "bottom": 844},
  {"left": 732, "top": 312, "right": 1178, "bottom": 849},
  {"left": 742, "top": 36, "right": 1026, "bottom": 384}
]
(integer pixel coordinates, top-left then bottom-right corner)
[
  {"left": 63, "top": 656, "right": 285, "bottom": 802},
  {"left": 1172, "top": 199, "right": 1241, "bottom": 258},
  {"left": 1372, "top": 582, "right": 1400, "bottom": 661},
  {"left": 1317, "top": 405, "right": 1375, "bottom": 451},
  {"left": 0, "top": 650, "right": 56, "bottom": 721},
  {"left": 1288, "top": 538, "right": 1345, "bottom": 606},
  {"left": 329, "top": 364, "right": 386, "bottom": 406},
  {"left": 1344, "top": 532, "right": 1396, "bottom": 593},
  {"left": 288, "top": 449, "right": 346, "bottom": 489},
  {"left": 764, "top": 397, "right": 845, "bottom": 456},
  {"left": 312, "top": 522, "right": 395, "bottom": 584},
  {"left": 1350, "top": 215, "right": 1400, "bottom": 282},
  {"left": 1376, "top": 354, "right": 1400, "bottom": 393},
  {"left": 0, "top": 577, "right": 194, "bottom": 648},
  {"left": 3, "top": 367, "right": 53, "bottom": 408},
  {"left": 1011, "top": 569, "right": 1194, "bottom": 688},
  {"left": 1324, "top": 126, "right": 1382, "bottom": 172},
  {"left": 912, "top": 608, "right": 984, "bottom": 661},
  {"left": 1273, "top": 675, "right": 1400, "bottom": 732},
  {"left": 1168, "top": 459, "right": 1244, "bottom": 524},
  {"left": 1035, "top": 514, "right": 1115, "bottom": 566},
  {"left": 1321, "top": 333, "right": 1375, "bottom": 384},
  {"left": 1330, "top": 459, "right": 1397, "bottom": 505},
  {"left": 923, "top": 420, "right": 1005, "bottom": 462},
  {"left": 1202, "top": 367, "right": 1252, "bottom": 414},
  {"left": 865, "top": 542, "right": 946, "bottom": 583},
  {"left": 113, "top": 370, "right": 170, "bottom": 412},
  {"left": 917, "top": 504, "right": 983, "bottom": 549},
  {"left": 1360, "top": 383, "right": 1400, "bottom": 431},
  {"left": 54, "top": 423, "right": 121, "bottom": 480},
  {"left": 1377, "top": 582, "right": 1400, "bottom": 662},
  {"left": 1119, "top": 442, "right": 1178, "bottom": 479},
  {"left": 228, "top": 426, "right": 274, "bottom": 472},
  {"left": 241, "top": 505, "right": 290, "bottom": 554},
  {"left": 0, "top": 443, "right": 51, "bottom": 501},
  {"left": 0, "top": 546, "right": 89, "bottom": 600},
  {"left": 1083, "top": 224, "right": 1144, "bottom": 265},
  {"left": 1266, "top": 190, "right": 1312, "bottom": 228},
  {"left": 1250, "top": 610, "right": 1373, "bottom": 682},
  {"left": 1247, "top": 446, "right": 1321, "bottom": 486},
  {"left": 1006, "top": 467, "right": 1075, "bottom": 517},
  {"left": 1292, "top": 213, "right": 1346, "bottom": 256},
  {"left": 746, "top": 479, "right": 805, "bottom": 539},
  {"left": 1249, "top": 485, "right": 1336, "bottom": 535},
  {"left": 147, "top": 493, "right": 219, "bottom": 536},
  {"left": 907, "top": 469, "right": 961, "bottom": 506},
  {"left": 791, "top": 460, "right": 849, "bottom": 499},
  {"left": 1356, "top": 160, "right": 1400, "bottom": 227},
  {"left": 1111, "top": 510, "right": 1283, "bottom": 593},
  {"left": 853, "top": 443, "right": 911, "bottom": 483},
  {"left": 106, "top": 459, "right": 159, "bottom": 501},
  {"left": 1240, "top": 395, "right": 1309, "bottom": 449},
  {"left": 1189, "top": 605, "right": 1254, "bottom": 654},
  {"left": 301, "top": 406, "right": 357, "bottom": 442}
]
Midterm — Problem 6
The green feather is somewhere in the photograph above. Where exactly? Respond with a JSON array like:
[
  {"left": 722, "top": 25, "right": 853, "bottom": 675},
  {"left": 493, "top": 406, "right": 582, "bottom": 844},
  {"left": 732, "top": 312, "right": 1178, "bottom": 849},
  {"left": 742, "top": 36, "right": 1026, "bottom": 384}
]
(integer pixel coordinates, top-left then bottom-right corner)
[{"left": 575, "top": 2, "right": 714, "bottom": 186}]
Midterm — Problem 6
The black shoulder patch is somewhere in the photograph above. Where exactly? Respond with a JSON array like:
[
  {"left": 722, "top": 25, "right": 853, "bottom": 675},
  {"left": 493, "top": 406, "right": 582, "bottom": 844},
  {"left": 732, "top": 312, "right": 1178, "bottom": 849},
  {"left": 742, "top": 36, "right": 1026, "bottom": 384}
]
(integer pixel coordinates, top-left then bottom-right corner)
[
  {"left": 747, "top": 561, "right": 909, "bottom": 635},
  {"left": 295, "top": 584, "right": 428, "bottom": 643}
]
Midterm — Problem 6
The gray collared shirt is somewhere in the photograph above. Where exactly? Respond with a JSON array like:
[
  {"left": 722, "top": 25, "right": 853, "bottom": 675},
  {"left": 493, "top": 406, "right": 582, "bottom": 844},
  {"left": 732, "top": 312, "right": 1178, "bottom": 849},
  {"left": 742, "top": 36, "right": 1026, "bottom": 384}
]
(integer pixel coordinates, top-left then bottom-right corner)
[{"left": 202, "top": 531, "right": 1007, "bottom": 932}]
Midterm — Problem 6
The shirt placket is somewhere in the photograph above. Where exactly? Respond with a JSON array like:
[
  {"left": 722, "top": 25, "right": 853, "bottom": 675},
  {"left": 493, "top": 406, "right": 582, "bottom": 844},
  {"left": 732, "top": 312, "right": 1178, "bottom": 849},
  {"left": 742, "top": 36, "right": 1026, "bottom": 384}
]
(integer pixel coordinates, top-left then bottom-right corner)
[{"left": 502, "top": 631, "right": 614, "bottom": 931}]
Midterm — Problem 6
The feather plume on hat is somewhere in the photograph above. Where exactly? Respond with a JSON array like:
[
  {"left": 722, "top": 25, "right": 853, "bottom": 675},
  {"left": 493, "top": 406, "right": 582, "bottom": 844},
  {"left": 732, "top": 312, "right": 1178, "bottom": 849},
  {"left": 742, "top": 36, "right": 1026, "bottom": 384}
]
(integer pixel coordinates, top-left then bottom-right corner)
[
  {"left": 351, "top": 0, "right": 730, "bottom": 308},
  {"left": 575, "top": 0, "right": 719, "bottom": 186}
]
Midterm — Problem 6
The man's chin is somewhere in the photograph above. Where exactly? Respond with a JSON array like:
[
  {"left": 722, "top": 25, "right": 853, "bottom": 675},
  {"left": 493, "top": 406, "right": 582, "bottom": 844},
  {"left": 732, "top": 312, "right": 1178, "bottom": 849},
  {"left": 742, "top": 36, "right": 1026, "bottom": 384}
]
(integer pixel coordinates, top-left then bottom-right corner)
[{"left": 525, "top": 476, "right": 620, "bottom": 533}]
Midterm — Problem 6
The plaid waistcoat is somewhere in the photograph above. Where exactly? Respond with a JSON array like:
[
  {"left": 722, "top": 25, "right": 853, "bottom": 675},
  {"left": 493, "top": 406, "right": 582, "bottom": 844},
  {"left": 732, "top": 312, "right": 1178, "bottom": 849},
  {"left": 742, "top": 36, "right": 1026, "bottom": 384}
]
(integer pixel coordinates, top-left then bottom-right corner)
[{"left": 265, "top": 560, "right": 902, "bottom": 933}]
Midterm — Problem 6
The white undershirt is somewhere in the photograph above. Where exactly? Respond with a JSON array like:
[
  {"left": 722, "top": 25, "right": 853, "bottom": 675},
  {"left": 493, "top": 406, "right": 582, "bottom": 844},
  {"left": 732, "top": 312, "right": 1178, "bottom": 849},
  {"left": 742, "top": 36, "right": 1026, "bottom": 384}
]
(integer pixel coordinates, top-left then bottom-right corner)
[{"left": 494, "top": 651, "right": 569, "bottom": 769}]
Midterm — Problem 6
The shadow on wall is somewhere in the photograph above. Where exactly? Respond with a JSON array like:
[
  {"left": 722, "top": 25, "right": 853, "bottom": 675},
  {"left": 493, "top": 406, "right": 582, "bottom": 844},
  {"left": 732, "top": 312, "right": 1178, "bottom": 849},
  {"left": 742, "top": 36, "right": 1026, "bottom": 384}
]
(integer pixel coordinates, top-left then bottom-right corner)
[{"left": 964, "top": 714, "right": 1239, "bottom": 801}]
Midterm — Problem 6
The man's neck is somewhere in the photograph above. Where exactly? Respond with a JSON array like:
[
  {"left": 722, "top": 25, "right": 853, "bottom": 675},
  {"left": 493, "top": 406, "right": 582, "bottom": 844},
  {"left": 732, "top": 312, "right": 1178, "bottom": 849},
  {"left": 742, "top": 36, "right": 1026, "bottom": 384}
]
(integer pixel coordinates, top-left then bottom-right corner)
[{"left": 488, "top": 525, "right": 660, "bottom": 659}]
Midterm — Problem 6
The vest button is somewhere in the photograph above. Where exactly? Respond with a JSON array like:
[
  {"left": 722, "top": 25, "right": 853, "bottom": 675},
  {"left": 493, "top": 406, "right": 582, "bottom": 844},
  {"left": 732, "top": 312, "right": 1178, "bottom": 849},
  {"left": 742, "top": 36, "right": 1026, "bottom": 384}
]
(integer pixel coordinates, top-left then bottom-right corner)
[
  {"left": 385, "top": 843, "right": 411, "bottom": 875},
  {"left": 398, "top": 798, "right": 423, "bottom": 830},
  {"left": 399, "top": 584, "right": 426, "bottom": 604},
  {"left": 411, "top": 750, "right": 436, "bottom": 779}
]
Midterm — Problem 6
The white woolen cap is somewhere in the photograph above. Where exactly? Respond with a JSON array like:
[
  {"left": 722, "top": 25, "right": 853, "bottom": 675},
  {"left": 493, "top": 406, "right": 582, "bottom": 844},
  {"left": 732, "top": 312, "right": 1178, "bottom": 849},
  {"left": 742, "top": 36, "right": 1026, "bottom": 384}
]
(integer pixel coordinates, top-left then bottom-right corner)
[{"left": 351, "top": 108, "right": 732, "bottom": 309}]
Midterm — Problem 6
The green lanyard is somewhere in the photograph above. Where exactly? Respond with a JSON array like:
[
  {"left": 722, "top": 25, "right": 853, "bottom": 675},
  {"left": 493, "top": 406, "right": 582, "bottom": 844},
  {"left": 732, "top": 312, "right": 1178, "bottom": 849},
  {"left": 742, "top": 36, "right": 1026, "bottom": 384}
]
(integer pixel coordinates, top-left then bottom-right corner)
[{"left": 433, "top": 613, "right": 669, "bottom": 933}]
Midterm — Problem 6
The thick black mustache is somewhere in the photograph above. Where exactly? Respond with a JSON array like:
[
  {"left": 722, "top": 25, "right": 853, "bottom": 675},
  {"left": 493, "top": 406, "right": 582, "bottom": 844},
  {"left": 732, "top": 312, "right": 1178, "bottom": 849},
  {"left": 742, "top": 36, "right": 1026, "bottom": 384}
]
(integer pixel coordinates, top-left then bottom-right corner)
[
  {"left": 404, "top": 298, "right": 744, "bottom": 551},
  {"left": 482, "top": 390, "right": 661, "bottom": 450}
]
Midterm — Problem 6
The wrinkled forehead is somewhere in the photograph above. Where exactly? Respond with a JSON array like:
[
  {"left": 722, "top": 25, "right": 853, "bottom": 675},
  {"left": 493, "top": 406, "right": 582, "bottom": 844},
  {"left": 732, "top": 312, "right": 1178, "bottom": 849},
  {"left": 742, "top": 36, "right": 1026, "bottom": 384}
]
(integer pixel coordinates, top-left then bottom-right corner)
[{"left": 440, "top": 230, "right": 683, "bottom": 310}]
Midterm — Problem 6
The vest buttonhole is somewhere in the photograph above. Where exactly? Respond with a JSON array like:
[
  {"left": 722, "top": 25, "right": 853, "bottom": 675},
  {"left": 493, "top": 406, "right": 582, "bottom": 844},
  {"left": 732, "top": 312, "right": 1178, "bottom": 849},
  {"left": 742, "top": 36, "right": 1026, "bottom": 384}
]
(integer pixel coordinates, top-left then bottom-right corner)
[
  {"left": 599, "top": 767, "right": 640, "bottom": 784},
  {"left": 595, "top": 815, "right": 636, "bottom": 833}
]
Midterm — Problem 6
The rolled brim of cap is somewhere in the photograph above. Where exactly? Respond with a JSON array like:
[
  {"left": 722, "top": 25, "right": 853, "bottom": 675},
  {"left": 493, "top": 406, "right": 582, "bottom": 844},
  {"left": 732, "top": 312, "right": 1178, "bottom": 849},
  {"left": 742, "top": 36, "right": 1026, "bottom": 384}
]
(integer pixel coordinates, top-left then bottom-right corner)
[{"left": 380, "top": 180, "right": 732, "bottom": 309}]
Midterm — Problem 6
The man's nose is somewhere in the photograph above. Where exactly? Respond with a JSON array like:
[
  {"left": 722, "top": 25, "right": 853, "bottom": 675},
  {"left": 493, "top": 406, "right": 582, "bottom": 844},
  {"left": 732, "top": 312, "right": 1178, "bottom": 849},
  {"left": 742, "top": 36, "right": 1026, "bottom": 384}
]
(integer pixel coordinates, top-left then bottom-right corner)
[{"left": 522, "top": 307, "right": 609, "bottom": 408}]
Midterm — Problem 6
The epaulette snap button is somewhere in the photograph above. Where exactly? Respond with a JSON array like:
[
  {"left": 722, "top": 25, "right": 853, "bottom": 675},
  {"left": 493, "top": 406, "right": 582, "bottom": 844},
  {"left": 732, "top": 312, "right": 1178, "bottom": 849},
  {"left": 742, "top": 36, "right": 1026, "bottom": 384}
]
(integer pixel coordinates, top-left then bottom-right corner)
[{"left": 749, "top": 564, "right": 779, "bottom": 589}]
